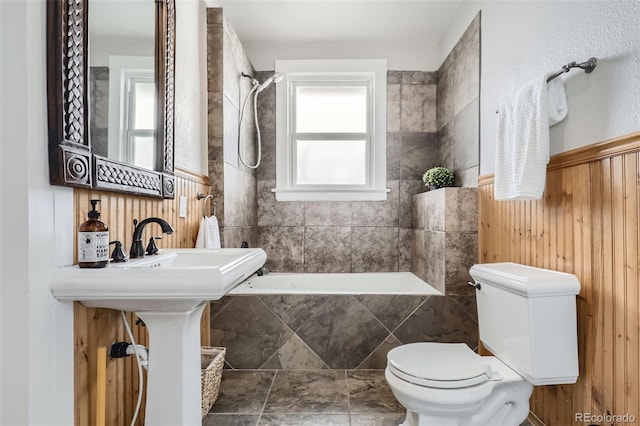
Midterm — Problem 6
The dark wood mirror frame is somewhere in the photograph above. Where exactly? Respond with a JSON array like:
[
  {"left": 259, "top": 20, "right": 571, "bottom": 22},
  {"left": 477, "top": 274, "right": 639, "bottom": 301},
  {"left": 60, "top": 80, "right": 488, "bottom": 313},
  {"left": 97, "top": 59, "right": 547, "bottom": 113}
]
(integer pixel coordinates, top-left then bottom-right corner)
[{"left": 46, "top": 0, "right": 176, "bottom": 198}]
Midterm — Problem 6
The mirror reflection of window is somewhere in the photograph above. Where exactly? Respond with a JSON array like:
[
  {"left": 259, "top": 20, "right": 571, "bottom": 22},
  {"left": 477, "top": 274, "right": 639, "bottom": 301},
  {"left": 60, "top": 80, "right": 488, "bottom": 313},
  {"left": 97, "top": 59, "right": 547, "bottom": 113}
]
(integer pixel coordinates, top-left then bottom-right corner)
[
  {"left": 106, "top": 56, "right": 155, "bottom": 168},
  {"left": 88, "top": 0, "right": 155, "bottom": 170},
  {"left": 124, "top": 72, "right": 156, "bottom": 170}
]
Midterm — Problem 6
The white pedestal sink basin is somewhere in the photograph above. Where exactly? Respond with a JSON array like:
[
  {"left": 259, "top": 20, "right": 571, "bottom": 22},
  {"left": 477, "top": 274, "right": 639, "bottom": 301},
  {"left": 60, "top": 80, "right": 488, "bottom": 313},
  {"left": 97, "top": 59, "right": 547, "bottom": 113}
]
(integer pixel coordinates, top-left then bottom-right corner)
[{"left": 51, "top": 248, "right": 267, "bottom": 426}]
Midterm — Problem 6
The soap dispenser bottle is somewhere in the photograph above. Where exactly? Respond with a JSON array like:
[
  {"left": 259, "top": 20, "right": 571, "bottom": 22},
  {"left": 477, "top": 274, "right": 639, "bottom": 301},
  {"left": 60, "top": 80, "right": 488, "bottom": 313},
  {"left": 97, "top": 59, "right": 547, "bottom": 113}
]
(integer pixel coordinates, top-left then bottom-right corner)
[{"left": 78, "top": 199, "right": 110, "bottom": 268}]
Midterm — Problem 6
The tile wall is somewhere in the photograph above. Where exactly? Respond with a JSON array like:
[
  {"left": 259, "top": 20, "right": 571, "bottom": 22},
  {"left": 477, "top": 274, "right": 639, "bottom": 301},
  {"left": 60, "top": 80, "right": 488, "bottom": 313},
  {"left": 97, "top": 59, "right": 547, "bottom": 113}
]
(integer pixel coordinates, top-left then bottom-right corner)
[
  {"left": 89, "top": 67, "right": 109, "bottom": 158},
  {"left": 207, "top": 9, "right": 481, "bottom": 370},
  {"left": 252, "top": 69, "right": 437, "bottom": 274},
  {"left": 411, "top": 188, "right": 479, "bottom": 311},
  {"left": 436, "top": 13, "right": 481, "bottom": 187},
  {"left": 207, "top": 8, "right": 258, "bottom": 248}
]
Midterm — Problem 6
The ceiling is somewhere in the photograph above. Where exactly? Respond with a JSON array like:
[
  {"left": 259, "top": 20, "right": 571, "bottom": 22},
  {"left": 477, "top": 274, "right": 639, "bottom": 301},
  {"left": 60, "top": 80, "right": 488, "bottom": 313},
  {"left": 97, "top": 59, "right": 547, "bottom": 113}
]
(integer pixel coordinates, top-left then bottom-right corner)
[
  {"left": 89, "top": 0, "right": 155, "bottom": 39},
  {"left": 216, "top": 0, "right": 463, "bottom": 46}
]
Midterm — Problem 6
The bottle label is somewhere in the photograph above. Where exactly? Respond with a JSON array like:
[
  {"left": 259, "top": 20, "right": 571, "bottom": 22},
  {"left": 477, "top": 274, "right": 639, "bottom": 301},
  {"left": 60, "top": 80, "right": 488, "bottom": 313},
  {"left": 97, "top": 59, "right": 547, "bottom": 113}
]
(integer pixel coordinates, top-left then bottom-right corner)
[{"left": 78, "top": 231, "right": 109, "bottom": 262}]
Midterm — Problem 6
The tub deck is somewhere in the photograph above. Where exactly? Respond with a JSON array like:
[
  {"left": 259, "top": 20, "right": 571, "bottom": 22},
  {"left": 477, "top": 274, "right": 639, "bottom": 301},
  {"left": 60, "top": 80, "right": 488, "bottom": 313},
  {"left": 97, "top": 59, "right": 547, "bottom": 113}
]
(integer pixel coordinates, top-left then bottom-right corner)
[{"left": 228, "top": 272, "right": 441, "bottom": 296}]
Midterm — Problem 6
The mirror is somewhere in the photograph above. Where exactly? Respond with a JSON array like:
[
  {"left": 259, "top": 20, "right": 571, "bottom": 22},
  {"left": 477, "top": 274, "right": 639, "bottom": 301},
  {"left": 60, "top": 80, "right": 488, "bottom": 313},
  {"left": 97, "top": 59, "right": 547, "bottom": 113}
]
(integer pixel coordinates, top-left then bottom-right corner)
[
  {"left": 46, "top": 0, "right": 176, "bottom": 198},
  {"left": 89, "top": 0, "right": 156, "bottom": 170}
]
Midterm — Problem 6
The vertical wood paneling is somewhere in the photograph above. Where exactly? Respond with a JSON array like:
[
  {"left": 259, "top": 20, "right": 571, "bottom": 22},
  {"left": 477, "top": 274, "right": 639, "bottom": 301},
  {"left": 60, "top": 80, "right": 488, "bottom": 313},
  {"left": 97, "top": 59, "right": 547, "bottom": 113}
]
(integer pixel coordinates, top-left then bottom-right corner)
[
  {"left": 478, "top": 132, "right": 640, "bottom": 425},
  {"left": 73, "top": 172, "right": 211, "bottom": 426},
  {"left": 624, "top": 153, "right": 639, "bottom": 420}
]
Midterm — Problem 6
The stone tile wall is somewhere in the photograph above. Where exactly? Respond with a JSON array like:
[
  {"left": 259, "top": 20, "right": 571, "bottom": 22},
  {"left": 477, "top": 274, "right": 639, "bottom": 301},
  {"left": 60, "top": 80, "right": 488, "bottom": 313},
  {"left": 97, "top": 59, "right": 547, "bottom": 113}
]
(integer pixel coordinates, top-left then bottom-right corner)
[
  {"left": 207, "top": 10, "right": 481, "bottom": 370},
  {"left": 207, "top": 8, "right": 258, "bottom": 247},
  {"left": 211, "top": 71, "right": 477, "bottom": 369},
  {"left": 89, "top": 67, "right": 109, "bottom": 158},
  {"left": 436, "top": 12, "right": 480, "bottom": 187},
  {"left": 211, "top": 293, "right": 477, "bottom": 370},
  {"left": 253, "top": 70, "right": 441, "bottom": 273},
  {"left": 411, "top": 188, "right": 478, "bottom": 309}
]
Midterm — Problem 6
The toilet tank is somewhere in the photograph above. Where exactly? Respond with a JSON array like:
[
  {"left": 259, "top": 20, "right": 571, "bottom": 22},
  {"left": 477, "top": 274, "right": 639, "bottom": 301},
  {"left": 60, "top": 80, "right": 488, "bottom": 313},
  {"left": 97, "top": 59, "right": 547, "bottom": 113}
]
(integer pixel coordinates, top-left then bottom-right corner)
[{"left": 469, "top": 263, "right": 580, "bottom": 385}]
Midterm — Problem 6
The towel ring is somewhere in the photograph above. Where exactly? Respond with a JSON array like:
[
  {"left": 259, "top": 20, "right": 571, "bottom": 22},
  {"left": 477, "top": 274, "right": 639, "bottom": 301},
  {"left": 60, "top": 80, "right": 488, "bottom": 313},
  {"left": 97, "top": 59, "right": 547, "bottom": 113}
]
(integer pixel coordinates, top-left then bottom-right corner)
[{"left": 196, "top": 192, "right": 216, "bottom": 218}]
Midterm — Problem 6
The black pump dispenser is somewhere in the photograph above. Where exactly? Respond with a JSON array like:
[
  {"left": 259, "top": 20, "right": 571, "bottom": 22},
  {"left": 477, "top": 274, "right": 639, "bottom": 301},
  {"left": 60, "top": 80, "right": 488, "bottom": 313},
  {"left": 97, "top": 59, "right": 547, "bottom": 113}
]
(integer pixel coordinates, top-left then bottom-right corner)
[
  {"left": 88, "top": 199, "right": 101, "bottom": 219},
  {"left": 78, "top": 199, "right": 110, "bottom": 268}
]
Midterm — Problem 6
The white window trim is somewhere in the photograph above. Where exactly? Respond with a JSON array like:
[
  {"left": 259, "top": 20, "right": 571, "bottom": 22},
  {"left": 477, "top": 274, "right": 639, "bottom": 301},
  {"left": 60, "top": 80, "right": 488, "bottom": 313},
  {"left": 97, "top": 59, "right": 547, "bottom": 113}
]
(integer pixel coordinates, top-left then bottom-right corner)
[
  {"left": 107, "top": 55, "right": 154, "bottom": 164},
  {"left": 274, "top": 59, "right": 387, "bottom": 201},
  {"left": 123, "top": 72, "right": 155, "bottom": 167}
]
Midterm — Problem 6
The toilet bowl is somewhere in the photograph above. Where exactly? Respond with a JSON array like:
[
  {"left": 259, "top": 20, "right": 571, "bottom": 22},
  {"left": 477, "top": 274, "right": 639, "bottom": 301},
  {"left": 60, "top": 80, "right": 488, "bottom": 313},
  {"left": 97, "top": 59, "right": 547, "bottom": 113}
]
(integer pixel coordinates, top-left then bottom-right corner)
[
  {"left": 385, "top": 263, "right": 581, "bottom": 426},
  {"left": 385, "top": 343, "right": 533, "bottom": 426}
]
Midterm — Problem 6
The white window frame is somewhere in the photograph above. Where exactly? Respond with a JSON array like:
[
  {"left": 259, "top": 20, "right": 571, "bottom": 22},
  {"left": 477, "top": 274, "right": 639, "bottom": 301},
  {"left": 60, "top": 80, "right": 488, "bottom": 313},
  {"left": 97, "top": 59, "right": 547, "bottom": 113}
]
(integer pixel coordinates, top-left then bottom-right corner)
[
  {"left": 107, "top": 55, "right": 154, "bottom": 166},
  {"left": 122, "top": 72, "right": 155, "bottom": 169},
  {"left": 274, "top": 59, "right": 387, "bottom": 201}
]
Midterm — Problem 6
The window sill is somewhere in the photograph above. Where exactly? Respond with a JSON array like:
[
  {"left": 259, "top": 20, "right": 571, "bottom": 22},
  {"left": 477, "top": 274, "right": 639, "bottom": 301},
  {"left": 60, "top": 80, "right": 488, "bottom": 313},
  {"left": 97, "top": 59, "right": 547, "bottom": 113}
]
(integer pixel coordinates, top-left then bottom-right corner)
[{"left": 272, "top": 187, "right": 390, "bottom": 201}]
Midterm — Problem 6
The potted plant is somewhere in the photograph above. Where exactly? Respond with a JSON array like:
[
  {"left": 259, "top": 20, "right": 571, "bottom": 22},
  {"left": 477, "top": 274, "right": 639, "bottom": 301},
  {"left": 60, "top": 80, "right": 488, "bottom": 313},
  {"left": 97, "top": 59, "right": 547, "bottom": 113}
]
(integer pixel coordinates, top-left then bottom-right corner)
[{"left": 423, "top": 167, "right": 455, "bottom": 190}]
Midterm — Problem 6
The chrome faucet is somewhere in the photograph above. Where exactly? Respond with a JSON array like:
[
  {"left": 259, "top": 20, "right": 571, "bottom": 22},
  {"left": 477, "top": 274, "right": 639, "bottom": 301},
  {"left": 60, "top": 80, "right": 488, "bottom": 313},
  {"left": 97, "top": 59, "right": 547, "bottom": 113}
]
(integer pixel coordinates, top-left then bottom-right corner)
[{"left": 130, "top": 218, "right": 174, "bottom": 259}]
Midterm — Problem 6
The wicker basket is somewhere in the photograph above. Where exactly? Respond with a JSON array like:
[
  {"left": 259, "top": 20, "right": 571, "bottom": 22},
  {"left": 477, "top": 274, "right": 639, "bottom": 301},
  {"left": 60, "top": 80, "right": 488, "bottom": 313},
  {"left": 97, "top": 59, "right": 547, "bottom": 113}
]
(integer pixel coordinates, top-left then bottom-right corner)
[{"left": 201, "top": 346, "right": 226, "bottom": 418}]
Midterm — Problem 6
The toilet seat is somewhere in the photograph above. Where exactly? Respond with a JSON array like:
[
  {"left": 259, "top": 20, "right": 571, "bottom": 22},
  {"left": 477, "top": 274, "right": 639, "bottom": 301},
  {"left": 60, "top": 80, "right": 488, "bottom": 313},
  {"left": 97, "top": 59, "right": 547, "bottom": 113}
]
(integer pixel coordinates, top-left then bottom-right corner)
[{"left": 387, "top": 343, "right": 500, "bottom": 389}]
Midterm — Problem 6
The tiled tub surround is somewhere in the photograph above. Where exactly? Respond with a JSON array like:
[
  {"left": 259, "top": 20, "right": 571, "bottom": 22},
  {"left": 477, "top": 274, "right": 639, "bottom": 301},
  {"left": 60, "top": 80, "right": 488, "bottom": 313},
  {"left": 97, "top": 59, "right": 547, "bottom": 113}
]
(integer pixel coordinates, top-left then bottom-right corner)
[
  {"left": 253, "top": 67, "right": 440, "bottom": 274},
  {"left": 411, "top": 188, "right": 479, "bottom": 296},
  {"left": 207, "top": 11, "right": 481, "bottom": 372},
  {"left": 210, "top": 293, "right": 477, "bottom": 370},
  {"left": 437, "top": 12, "right": 480, "bottom": 187},
  {"left": 211, "top": 187, "right": 479, "bottom": 370},
  {"left": 205, "top": 369, "right": 405, "bottom": 426},
  {"left": 207, "top": 8, "right": 259, "bottom": 249}
]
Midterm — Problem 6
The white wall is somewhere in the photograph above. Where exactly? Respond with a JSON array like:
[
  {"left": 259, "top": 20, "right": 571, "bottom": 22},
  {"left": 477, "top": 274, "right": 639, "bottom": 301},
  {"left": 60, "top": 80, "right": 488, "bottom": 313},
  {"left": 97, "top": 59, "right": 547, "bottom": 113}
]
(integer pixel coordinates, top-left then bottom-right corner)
[
  {"left": 89, "top": 35, "right": 155, "bottom": 67},
  {"left": 1, "top": 1, "right": 209, "bottom": 423},
  {"left": 441, "top": 1, "right": 640, "bottom": 175},
  {"left": 245, "top": 41, "right": 440, "bottom": 72},
  {"left": 0, "top": 1, "right": 74, "bottom": 425},
  {"left": 174, "top": 0, "right": 209, "bottom": 175}
]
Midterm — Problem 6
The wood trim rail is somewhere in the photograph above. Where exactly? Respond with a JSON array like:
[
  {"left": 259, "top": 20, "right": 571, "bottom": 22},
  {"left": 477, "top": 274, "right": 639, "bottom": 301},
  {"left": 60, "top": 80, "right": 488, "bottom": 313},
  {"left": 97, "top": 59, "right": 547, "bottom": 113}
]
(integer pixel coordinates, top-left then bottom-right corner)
[
  {"left": 478, "top": 130, "right": 640, "bottom": 185},
  {"left": 175, "top": 166, "right": 211, "bottom": 186}
]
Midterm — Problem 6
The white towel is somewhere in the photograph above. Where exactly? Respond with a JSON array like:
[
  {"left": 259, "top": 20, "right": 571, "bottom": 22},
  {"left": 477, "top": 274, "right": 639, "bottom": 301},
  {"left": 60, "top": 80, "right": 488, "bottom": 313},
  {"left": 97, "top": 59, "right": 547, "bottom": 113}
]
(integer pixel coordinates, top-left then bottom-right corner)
[
  {"left": 494, "top": 74, "right": 568, "bottom": 201},
  {"left": 547, "top": 78, "right": 568, "bottom": 126},
  {"left": 195, "top": 216, "right": 221, "bottom": 249}
]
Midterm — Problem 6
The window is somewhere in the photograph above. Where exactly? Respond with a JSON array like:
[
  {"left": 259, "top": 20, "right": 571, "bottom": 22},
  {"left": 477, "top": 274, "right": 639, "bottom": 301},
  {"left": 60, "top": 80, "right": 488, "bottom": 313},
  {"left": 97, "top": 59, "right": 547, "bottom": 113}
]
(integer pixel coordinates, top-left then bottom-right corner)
[
  {"left": 122, "top": 72, "right": 155, "bottom": 170},
  {"left": 107, "top": 56, "right": 155, "bottom": 170},
  {"left": 274, "top": 60, "right": 387, "bottom": 201}
]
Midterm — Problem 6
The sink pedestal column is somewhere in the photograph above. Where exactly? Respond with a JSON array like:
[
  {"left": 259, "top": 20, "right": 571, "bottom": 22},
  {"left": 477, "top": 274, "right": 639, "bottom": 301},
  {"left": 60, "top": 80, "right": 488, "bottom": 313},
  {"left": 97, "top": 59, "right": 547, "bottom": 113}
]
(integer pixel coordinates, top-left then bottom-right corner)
[{"left": 136, "top": 302, "right": 206, "bottom": 426}]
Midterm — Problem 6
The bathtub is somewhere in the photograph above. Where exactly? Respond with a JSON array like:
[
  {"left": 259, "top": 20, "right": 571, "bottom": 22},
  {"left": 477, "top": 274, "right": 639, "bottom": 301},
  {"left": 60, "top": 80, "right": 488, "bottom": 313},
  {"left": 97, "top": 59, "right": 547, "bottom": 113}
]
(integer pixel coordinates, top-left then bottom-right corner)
[{"left": 228, "top": 272, "right": 441, "bottom": 296}]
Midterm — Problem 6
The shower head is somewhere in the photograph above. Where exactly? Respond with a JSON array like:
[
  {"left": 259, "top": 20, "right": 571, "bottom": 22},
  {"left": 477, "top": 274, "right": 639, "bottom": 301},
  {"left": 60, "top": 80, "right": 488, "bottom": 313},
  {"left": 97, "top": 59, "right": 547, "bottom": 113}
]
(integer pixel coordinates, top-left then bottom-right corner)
[{"left": 256, "top": 72, "right": 283, "bottom": 93}]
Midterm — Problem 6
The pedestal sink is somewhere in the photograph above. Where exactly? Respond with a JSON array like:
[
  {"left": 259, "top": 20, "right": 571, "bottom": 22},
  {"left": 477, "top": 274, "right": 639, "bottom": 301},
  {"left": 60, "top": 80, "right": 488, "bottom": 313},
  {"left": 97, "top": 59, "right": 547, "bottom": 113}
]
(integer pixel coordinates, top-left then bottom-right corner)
[{"left": 51, "top": 248, "right": 267, "bottom": 426}]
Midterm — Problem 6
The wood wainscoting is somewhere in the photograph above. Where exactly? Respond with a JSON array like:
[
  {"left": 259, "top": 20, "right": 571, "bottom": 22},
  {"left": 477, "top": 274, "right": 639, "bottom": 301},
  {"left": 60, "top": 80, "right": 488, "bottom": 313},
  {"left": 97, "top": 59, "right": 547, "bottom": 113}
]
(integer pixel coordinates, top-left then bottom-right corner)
[
  {"left": 73, "top": 168, "right": 211, "bottom": 426},
  {"left": 479, "top": 132, "right": 640, "bottom": 425}
]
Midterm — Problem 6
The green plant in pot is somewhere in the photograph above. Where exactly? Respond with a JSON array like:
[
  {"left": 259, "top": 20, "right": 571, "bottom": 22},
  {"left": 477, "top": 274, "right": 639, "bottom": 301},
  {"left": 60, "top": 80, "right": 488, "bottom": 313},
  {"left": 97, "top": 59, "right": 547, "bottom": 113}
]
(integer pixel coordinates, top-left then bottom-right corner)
[{"left": 423, "top": 167, "right": 455, "bottom": 190}]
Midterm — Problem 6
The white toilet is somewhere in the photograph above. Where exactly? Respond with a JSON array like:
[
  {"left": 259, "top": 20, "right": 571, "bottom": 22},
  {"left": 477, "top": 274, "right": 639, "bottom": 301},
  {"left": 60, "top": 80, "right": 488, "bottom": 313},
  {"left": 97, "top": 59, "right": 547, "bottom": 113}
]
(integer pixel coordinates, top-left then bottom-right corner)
[{"left": 385, "top": 262, "right": 580, "bottom": 426}]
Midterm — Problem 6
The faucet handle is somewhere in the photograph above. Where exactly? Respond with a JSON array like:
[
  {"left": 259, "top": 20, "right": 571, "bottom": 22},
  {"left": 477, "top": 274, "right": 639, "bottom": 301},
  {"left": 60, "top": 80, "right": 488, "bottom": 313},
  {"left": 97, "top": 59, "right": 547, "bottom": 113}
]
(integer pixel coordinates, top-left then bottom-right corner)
[
  {"left": 146, "top": 236, "right": 163, "bottom": 256},
  {"left": 109, "top": 241, "right": 128, "bottom": 263}
]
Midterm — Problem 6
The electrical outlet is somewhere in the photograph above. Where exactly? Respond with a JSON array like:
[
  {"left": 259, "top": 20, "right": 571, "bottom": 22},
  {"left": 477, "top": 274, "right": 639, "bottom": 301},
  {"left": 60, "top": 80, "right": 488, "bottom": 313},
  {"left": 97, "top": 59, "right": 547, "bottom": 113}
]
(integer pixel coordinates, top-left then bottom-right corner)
[{"left": 179, "top": 196, "right": 187, "bottom": 218}]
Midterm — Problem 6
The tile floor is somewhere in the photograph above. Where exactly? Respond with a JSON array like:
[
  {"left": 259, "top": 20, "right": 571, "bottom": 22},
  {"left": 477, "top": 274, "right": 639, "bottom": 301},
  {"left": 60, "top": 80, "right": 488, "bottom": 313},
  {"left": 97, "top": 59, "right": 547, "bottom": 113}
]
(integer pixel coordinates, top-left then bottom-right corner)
[
  {"left": 204, "top": 369, "right": 405, "bottom": 426},
  {"left": 205, "top": 369, "right": 534, "bottom": 426}
]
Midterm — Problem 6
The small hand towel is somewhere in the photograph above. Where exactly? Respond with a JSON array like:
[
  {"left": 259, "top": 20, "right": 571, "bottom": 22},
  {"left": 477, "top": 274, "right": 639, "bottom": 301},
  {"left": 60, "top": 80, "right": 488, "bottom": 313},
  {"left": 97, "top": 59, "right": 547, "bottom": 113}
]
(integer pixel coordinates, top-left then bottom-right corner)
[
  {"left": 547, "top": 77, "right": 568, "bottom": 126},
  {"left": 494, "top": 74, "right": 567, "bottom": 201},
  {"left": 195, "top": 215, "right": 221, "bottom": 249}
]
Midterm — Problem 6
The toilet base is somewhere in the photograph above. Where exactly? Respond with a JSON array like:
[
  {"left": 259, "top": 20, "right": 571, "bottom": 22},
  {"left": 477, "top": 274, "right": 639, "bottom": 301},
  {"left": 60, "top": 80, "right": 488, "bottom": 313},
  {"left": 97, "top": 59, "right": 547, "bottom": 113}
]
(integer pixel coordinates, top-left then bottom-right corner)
[
  {"left": 386, "top": 359, "right": 534, "bottom": 426},
  {"left": 397, "top": 387, "right": 530, "bottom": 426}
]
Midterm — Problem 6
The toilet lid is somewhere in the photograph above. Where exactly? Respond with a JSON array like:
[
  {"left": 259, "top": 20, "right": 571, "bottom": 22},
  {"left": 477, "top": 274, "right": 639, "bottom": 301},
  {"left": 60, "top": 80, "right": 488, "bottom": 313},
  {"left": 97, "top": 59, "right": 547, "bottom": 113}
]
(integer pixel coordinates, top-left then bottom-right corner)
[{"left": 387, "top": 343, "right": 493, "bottom": 388}]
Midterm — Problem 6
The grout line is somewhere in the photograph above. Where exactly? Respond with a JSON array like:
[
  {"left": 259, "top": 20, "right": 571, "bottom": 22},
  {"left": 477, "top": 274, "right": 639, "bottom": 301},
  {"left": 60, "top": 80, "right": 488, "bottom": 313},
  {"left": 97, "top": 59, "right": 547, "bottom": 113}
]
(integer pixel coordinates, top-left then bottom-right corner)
[
  {"left": 390, "top": 296, "right": 429, "bottom": 335},
  {"left": 354, "top": 333, "right": 392, "bottom": 370},
  {"left": 209, "top": 295, "right": 235, "bottom": 321},
  {"left": 257, "top": 369, "right": 278, "bottom": 423},
  {"left": 351, "top": 295, "right": 394, "bottom": 335},
  {"left": 255, "top": 295, "right": 333, "bottom": 369},
  {"left": 345, "top": 369, "right": 352, "bottom": 425}
]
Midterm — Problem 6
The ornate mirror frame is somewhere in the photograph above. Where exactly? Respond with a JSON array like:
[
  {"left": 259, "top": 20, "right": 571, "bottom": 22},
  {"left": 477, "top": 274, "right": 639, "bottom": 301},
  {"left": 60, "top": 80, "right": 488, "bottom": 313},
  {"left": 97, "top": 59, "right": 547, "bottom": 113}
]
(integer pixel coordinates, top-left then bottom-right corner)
[{"left": 46, "top": 0, "right": 176, "bottom": 198}]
